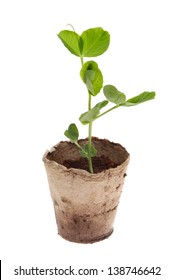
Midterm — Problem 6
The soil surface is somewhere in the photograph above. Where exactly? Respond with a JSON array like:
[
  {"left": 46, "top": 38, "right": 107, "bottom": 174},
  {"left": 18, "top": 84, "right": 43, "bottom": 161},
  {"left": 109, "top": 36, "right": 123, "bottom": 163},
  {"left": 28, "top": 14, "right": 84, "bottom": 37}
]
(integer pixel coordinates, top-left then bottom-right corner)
[
  {"left": 63, "top": 155, "right": 118, "bottom": 173},
  {"left": 47, "top": 137, "right": 129, "bottom": 174}
]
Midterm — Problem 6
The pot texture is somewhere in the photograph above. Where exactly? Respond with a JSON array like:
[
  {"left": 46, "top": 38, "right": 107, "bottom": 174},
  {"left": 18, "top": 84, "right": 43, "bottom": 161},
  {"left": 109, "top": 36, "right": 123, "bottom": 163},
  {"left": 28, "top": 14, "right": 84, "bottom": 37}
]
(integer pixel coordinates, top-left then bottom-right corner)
[{"left": 43, "top": 138, "right": 130, "bottom": 243}]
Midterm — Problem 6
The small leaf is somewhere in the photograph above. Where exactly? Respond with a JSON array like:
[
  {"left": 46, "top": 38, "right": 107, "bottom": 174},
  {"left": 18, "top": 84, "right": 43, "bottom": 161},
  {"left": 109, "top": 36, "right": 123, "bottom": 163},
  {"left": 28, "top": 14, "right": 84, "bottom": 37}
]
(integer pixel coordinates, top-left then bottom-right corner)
[
  {"left": 64, "top": 123, "right": 79, "bottom": 142},
  {"left": 58, "top": 30, "right": 81, "bottom": 57},
  {"left": 103, "top": 85, "right": 126, "bottom": 105},
  {"left": 89, "top": 144, "right": 97, "bottom": 157},
  {"left": 79, "top": 144, "right": 97, "bottom": 158},
  {"left": 122, "top": 91, "right": 156, "bottom": 106},
  {"left": 81, "top": 27, "right": 110, "bottom": 57},
  {"left": 85, "top": 69, "right": 95, "bottom": 81},
  {"left": 80, "top": 61, "right": 103, "bottom": 96},
  {"left": 79, "top": 107, "right": 100, "bottom": 125},
  {"left": 79, "top": 149, "right": 88, "bottom": 158},
  {"left": 84, "top": 70, "right": 95, "bottom": 94},
  {"left": 79, "top": 101, "right": 108, "bottom": 125},
  {"left": 95, "top": 100, "right": 109, "bottom": 110}
]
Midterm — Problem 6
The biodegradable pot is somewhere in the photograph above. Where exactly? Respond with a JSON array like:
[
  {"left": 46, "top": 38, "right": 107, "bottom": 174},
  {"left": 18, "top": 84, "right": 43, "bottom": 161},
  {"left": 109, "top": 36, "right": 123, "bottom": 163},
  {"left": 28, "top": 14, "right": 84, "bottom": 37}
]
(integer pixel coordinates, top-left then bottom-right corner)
[{"left": 43, "top": 137, "right": 130, "bottom": 243}]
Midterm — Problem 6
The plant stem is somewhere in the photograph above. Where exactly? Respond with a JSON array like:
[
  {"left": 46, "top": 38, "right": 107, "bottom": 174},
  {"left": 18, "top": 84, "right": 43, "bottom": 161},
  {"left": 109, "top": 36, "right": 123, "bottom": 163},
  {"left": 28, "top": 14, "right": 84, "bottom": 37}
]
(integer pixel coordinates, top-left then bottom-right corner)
[
  {"left": 80, "top": 57, "right": 84, "bottom": 66},
  {"left": 86, "top": 105, "right": 119, "bottom": 173},
  {"left": 95, "top": 104, "right": 119, "bottom": 120},
  {"left": 80, "top": 56, "right": 94, "bottom": 174},
  {"left": 88, "top": 90, "right": 92, "bottom": 110},
  {"left": 88, "top": 93, "right": 94, "bottom": 173}
]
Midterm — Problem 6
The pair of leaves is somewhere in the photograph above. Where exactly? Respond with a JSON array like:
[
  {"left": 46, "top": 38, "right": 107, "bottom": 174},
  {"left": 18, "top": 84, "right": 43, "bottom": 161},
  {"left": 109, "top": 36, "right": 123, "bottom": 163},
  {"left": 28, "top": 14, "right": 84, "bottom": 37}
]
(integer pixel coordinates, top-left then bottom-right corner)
[
  {"left": 58, "top": 27, "right": 110, "bottom": 58},
  {"left": 103, "top": 85, "right": 156, "bottom": 107},
  {"left": 79, "top": 100, "right": 108, "bottom": 125},
  {"left": 64, "top": 124, "right": 96, "bottom": 158},
  {"left": 80, "top": 61, "right": 103, "bottom": 96}
]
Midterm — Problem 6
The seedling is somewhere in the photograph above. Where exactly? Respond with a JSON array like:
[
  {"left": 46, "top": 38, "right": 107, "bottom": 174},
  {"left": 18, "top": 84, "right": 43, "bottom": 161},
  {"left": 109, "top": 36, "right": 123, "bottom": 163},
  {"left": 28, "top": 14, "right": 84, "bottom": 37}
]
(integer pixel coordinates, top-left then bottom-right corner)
[{"left": 58, "top": 26, "right": 156, "bottom": 173}]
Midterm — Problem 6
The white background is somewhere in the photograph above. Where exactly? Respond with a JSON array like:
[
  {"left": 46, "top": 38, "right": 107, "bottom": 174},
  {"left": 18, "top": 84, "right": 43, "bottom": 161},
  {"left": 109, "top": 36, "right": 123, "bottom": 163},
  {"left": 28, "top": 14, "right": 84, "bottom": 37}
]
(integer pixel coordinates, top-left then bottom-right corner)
[{"left": 0, "top": 0, "right": 173, "bottom": 279}]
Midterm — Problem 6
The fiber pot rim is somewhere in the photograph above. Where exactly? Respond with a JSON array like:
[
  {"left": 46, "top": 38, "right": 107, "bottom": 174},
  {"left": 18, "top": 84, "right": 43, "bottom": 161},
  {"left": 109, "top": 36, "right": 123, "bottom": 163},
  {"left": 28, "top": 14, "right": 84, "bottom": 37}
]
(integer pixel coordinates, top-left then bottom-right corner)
[{"left": 43, "top": 137, "right": 130, "bottom": 179}]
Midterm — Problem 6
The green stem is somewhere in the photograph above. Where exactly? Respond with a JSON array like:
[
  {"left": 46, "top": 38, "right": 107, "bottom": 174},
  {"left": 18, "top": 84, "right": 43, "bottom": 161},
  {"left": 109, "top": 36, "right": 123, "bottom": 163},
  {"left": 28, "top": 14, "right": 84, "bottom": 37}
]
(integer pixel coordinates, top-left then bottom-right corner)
[
  {"left": 88, "top": 93, "right": 94, "bottom": 173},
  {"left": 80, "top": 56, "right": 94, "bottom": 174},
  {"left": 88, "top": 90, "right": 91, "bottom": 110},
  {"left": 95, "top": 105, "right": 119, "bottom": 120},
  {"left": 80, "top": 57, "right": 84, "bottom": 66}
]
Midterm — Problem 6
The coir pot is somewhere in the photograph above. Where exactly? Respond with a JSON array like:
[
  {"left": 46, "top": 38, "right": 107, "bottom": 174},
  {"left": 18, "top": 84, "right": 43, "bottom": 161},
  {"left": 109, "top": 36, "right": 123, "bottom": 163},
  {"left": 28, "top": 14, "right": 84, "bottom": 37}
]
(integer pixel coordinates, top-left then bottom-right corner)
[{"left": 43, "top": 137, "right": 130, "bottom": 243}]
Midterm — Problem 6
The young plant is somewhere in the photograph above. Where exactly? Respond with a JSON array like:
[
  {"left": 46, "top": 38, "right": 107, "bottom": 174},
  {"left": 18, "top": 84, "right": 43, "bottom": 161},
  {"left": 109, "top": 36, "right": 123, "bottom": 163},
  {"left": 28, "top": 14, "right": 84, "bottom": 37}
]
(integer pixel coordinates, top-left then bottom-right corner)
[{"left": 58, "top": 26, "right": 156, "bottom": 174}]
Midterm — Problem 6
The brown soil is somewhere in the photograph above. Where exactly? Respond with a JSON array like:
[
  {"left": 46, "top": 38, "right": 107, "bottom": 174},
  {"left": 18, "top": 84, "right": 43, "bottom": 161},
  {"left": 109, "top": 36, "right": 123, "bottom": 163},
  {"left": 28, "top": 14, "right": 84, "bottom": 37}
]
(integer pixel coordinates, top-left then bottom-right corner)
[
  {"left": 47, "top": 137, "right": 129, "bottom": 174},
  {"left": 63, "top": 155, "right": 118, "bottom": 173}
]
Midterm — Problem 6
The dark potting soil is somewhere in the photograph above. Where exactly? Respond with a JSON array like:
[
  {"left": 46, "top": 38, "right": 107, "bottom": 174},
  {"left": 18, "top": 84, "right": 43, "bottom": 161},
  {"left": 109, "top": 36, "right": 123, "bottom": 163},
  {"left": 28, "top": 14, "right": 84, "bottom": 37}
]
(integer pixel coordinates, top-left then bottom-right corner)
[
  {"left": 46, "top": 137, "right": 129, "bottom": 174},
  {"left": 63, "top": 155, "right": 118, "bottom": 173}
]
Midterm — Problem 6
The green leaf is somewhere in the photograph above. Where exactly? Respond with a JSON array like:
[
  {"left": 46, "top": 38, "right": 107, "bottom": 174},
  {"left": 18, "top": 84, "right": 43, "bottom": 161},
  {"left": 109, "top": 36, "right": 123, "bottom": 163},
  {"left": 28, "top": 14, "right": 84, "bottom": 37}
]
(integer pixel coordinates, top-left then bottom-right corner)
[
  {"left": 79, "top": 144, "right": 97, "bottom": 158},
  {"left": 79, "top": 107, "right": 100, "bottom": 125},
  {"left": 95, "top": 100, "right": 109, "bottom": 109},
  {"left": 85, "top": 69, "right": 95, "bottom": 81},
  {"left": 84, "top": 70, "right": 95, "bottom": 94},
  {"left": 122, "top": 91, "right": 156, "bottom": 106},
  {"left": 79, "top": 100, "right": 108, "bottom": 125},
  {"left": 80, "top": 61, "right": 103, "bottom": 96},
  {"left": 81, "top": 27, "right": 110, "bottom": 57},
  {"left": 103, "top": 85, "right": 126, "bottom": 105},
  {"left": 64, "top": 123, "right": 79, "bottom": 142},
  {"left": 58, "top": 30, "right": 81, "bottom": 57}
]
